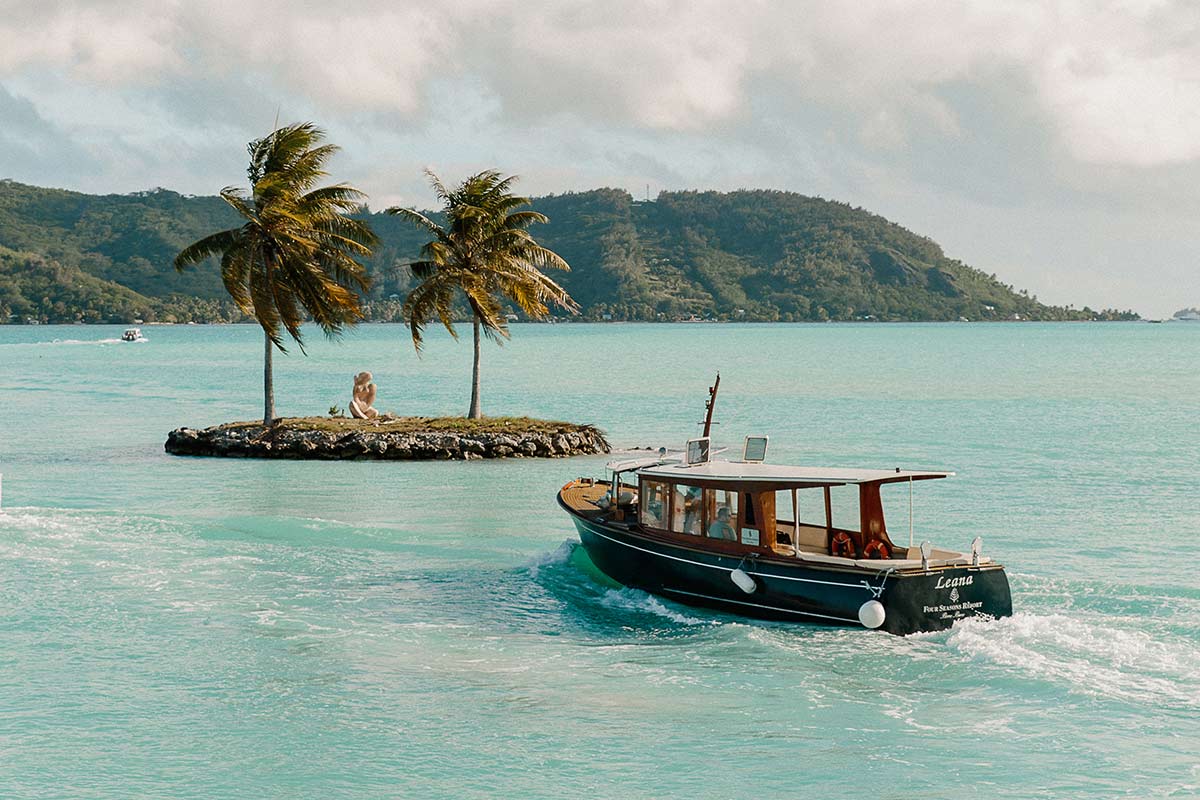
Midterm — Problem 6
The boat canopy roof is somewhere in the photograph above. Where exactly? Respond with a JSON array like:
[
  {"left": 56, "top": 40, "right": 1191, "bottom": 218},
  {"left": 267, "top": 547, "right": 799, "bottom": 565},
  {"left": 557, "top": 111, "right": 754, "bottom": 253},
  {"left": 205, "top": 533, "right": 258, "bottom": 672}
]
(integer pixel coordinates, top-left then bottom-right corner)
[
  {"left": 606, "top": 455, "right": 677, "bottom": 473},
  {"left": 636, "top": 460, "right": 952, "bottom": 489}
]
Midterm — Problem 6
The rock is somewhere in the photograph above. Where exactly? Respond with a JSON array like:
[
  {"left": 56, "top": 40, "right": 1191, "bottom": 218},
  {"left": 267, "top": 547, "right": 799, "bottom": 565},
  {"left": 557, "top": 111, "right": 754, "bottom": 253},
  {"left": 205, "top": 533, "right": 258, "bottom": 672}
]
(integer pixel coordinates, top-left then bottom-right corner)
[{"left": 164, "top": 418, "right": 610, "bottom": 461}]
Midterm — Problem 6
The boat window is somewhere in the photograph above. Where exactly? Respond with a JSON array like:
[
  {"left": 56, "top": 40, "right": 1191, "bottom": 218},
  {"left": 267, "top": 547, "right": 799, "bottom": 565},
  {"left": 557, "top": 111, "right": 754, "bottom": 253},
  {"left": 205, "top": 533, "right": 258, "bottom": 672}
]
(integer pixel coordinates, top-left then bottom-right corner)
[
  {"left": 828, "top": 484, "right": 860, "bottom": 532},
  {"left": 774, "top": 490, "right": 796, "bottom": 545},
  {"left": 796, "top": 488, "right": 826, "bottom": 527},
  {"left": 640, "top": 481, "right": 667, "bottom": 529},
  {"left": 775, "top": 490, "right": 796, "bottom": 523},
  {"left": 672, "top": 484, "right": 703, "bottom": 535},
  {"left": 704, "top": 489, "right": 738, "bottom": 541}
]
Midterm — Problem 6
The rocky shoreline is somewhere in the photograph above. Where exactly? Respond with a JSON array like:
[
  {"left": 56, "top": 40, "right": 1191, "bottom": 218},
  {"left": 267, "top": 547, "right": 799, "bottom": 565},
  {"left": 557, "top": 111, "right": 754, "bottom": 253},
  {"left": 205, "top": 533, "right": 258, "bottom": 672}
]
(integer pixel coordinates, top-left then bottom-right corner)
[{"left": 165, "top": 417, "right": 610, "bottom": 460}]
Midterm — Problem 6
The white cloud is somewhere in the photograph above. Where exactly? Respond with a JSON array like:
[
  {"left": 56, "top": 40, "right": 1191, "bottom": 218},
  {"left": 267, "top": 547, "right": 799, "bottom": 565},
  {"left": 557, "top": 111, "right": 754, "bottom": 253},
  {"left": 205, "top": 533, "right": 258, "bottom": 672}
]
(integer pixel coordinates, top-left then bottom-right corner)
[
  {"left": 2, "top": 0, "right": 1200, "bottom": 314},
  {"left": 1038, "top": 44, "right": 1200, "bottom": 165},
  {"left": 188, "top": 2, "right": 451, "bottom": 114},
  {"left": 473, "top": 0, "right": 756, "bottom": 129},
  {"left": 0, "top": 2, "right": 182, "bottom": 83},
  {"left": 3, "top": 1, "right": 1199, "bottom": 166}
]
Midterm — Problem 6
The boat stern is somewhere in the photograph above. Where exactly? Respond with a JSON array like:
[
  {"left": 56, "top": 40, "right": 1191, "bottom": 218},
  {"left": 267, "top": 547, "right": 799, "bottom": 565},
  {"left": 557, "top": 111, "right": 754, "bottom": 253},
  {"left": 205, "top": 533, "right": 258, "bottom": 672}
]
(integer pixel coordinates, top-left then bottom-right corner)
[{"left": 881, "top": 564, "right": 1012, "bottom": 635}]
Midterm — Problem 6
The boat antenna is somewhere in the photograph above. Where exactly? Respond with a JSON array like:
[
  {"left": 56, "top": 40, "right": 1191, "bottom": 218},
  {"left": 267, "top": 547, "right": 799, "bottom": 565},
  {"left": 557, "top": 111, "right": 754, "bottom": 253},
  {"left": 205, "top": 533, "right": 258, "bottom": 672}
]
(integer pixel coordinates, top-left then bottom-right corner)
[{"left": 701, "top": 372, "right": 720, "bottom": 437}]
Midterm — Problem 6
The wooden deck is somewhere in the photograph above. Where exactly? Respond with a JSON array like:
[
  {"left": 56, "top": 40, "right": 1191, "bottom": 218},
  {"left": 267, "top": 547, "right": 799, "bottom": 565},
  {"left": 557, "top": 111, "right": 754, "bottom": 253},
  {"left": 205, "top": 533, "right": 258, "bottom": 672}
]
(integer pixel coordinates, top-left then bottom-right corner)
[{"left": 559, "top": 479, "right": 611, "bottom": 515}]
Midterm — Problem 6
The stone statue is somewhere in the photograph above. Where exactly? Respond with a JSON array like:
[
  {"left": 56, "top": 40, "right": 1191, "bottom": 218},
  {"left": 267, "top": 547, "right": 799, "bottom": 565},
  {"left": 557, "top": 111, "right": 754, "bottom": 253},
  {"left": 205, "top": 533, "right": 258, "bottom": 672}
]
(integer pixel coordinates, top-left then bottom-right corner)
[{"left": 349, "top": 371, "right": 379, "bottom": 419}]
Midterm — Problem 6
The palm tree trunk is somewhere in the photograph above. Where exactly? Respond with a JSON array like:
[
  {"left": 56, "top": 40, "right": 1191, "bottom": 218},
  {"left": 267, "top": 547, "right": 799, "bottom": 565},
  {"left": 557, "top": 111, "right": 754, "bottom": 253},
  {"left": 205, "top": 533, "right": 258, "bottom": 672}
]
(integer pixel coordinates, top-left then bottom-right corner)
[
  {"left": 468, "top": 314, "right": 483, "bottom": 419},
  {"left": 263, "top": 328, "right": 276, "bottom": 426}
]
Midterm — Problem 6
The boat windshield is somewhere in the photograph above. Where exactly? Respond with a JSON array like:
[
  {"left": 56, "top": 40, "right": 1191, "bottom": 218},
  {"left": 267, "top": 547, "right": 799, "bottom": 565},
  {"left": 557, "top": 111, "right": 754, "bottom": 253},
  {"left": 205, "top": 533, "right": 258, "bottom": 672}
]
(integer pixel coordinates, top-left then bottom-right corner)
[
  {"left": 640, "top": 481, "right": 667, "bottom": 529},
  {"left": 672, "top": 485, "right": 703, "bottom": 535}
]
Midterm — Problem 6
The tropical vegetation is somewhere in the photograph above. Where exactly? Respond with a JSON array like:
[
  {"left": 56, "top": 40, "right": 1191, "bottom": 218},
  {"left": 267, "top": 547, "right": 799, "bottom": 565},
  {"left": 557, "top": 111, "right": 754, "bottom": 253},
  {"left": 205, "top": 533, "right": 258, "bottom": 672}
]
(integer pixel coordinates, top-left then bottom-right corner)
[
  {"left": 385, "top": 170, "right": 577, "bottom": 418},
  {"left": 173, "top": 124, "right": 377, "bottom": 424},
  {"left": 0, "top": 179, "right": 1140, "bottom": 324}
]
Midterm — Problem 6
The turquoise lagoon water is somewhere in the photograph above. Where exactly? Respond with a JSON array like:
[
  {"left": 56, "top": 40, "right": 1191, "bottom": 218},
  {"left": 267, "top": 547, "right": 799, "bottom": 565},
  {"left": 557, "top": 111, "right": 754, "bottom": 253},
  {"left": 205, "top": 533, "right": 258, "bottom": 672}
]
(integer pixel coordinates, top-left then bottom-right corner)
[{"left": 0, "top": 322, "right": 1197, "bottom": 799}]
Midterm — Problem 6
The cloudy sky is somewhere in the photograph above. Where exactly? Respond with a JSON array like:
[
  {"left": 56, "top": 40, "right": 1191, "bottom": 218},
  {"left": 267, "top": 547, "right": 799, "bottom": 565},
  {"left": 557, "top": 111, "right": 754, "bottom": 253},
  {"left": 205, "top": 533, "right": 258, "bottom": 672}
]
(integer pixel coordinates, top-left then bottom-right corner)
[{"left": 2, "top": 0, "right": 1198, "bottom": 316}]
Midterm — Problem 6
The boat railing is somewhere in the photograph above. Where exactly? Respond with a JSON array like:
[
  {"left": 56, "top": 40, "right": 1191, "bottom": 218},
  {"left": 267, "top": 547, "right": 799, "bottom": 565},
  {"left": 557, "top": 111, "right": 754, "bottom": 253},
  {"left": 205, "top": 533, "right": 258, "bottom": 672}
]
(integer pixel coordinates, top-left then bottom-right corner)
[{"left": 788, "top": 548, "right": 987, "bottom": 570}]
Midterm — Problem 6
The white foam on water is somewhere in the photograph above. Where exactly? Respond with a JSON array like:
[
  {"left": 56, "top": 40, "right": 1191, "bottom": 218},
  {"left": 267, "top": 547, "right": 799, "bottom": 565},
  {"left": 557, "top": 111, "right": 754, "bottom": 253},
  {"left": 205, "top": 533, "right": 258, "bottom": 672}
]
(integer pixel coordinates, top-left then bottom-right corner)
[
  {"left": 0, "top": 337, "right": 128, "bottom": 347},
  {"left": 524, "top": 539, "right": 575, "bottom": 579},
  {"left": 0, "top": 506, "right": 92, "bottom": 535},
  {"left": 944, "top": 612, "right": 1200, "bottom": 709},
  {"left": 743, "top": 624, "right": 863, "bottom": 658},
  {"left": 599, "top": 587, "right": 712, "bottom": 626},
  {"left": 0, "top": 507, "right": 175, "bottom": 553},
  {"left": 297, "top": 516, "right": 354, "bottom": 530},
  {"left": 393, "top": 621, "right": 471, "bottom": 630},
  {"left": 0, "top": 507, "right": 130, "bottom": 563},
  {"left": 179, "top": 554, "right": 265, "bottom": 567}
]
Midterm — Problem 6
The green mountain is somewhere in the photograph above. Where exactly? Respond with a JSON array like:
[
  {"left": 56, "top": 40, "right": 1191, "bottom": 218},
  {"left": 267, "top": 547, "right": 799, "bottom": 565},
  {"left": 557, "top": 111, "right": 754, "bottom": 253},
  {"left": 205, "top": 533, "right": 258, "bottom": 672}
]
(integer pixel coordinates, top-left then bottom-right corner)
[
  {"left": 0, "top": 245, "right": 152, "bottom": 323},
  {"left": 0, "top": 179, "right": 1136, "bottom": 323}
]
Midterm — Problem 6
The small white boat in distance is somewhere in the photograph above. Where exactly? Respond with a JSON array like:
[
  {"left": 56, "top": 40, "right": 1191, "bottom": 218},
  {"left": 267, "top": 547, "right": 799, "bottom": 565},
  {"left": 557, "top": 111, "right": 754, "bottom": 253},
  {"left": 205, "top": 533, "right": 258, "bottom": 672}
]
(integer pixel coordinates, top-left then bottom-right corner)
[{"left": 122, "top": 327, "right": 146, "bottom": 342}]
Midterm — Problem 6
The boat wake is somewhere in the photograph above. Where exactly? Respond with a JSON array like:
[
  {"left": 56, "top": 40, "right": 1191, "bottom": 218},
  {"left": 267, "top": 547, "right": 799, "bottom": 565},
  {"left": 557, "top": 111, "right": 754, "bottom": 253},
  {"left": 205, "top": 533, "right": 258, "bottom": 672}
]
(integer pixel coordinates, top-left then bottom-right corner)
[
  {"left": 2, "top": 337, "right": 129, "bottom": 347},
  {"left": 941, "top": 612, "right": 1200, "bottom": 710},
  {"left": 528, "top": 539, "right": 716, "bottom": 629},
  {"left": 533, "top": 539, "right": 1200, "bottom": 707},
  {"left": 523, "top": 539, "right": 576, "bottom": 580},
  {"left": 0, "top": 504, "right": 189, "bottom": 556},
  {"left": 598, "top": 587, "right": 712, "bottom": 626},
  {"left": 0, "top": 505, "right": 116, "bottom": 541}
]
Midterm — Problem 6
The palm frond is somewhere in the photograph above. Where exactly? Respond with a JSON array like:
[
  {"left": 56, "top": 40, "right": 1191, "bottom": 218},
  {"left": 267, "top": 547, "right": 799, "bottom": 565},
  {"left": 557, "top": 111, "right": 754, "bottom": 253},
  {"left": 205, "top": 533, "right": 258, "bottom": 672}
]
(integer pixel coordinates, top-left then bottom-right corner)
[
  {"left": 300, "top": 184, "right": 368, "bottom": 211},
  {"left": 218, "top": 237, "right": 254, "bottom": 311},
  {"left": 500, "top": 210, "right": 549, "bottom": 230},
  {"left": 179, "top": 120, "right": 376, "bottom": 355},
  {"left": 402, "top": 274, "right": 458, "bottom": 351},
  {"left": 384, "top": 206, "right": 447, "bottom": 244},
  {"left": 392, "top": 168, "right": 578, "bottom": 355},
  {"left": 408, "top": 260, "right": 439, "bottom": 281},
  {"left": 218, "top": 188, "right": 258, "bottom": 223},
  {"left": 175, "top": 228, "right": 239, "bottom": 270},
  {"left": 423, "top": 168, "right": 453, "bottom": 206},
  {"left": 463, "top": 285, "right": 509, "bottom": 344}
]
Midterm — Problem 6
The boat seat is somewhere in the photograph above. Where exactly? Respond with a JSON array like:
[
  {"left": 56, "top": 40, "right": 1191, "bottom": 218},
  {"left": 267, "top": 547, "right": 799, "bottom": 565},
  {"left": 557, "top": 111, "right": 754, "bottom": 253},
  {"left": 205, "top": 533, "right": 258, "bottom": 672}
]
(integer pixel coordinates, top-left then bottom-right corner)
[{"left": 793, "top": 524, "right": 830, "bottom": 550}]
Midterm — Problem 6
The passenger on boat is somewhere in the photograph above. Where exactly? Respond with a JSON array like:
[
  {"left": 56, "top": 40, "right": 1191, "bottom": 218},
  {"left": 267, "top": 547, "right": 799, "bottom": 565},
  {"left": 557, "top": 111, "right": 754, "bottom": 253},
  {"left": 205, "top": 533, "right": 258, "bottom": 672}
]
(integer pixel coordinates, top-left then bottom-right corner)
[
  {"left": 682, "top": 486, "right": 703, "bottom": 534},
  {"left": 643, "top": 482, "right": 666, "bottom": 527},
  {"left": 707, "top": 506, "right": 736, "bottom": 541}
]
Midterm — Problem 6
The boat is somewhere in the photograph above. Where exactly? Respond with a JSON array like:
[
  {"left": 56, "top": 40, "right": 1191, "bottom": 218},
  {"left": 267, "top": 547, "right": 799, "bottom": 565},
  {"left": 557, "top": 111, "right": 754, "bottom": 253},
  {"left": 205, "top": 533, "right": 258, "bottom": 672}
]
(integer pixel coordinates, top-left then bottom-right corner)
[
  {"left": 121, "top": 327, "right": 146, "bottom": 342},
  {"left": 557, "top": 377, "right": 1012, "bottom": 635}
]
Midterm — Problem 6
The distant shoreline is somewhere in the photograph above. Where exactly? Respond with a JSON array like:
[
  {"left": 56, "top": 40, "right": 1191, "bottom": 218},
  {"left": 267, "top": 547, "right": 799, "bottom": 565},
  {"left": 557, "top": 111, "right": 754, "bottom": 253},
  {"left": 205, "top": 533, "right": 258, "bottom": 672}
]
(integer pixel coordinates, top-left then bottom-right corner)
[{"left": 2, "top": 316, "right": 1157, "bottom": 328}]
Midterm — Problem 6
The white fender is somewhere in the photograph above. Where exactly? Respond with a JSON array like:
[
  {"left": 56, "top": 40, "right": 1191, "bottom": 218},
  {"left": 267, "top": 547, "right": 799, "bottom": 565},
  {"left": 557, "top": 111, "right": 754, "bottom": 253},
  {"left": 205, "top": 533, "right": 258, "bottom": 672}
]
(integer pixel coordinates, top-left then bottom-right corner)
[
  {"left": 858, "top": 600, "right": 886, "bottom": 629},
  {"left": 730, "top": 568, "right": 757, "bottom": 594}
]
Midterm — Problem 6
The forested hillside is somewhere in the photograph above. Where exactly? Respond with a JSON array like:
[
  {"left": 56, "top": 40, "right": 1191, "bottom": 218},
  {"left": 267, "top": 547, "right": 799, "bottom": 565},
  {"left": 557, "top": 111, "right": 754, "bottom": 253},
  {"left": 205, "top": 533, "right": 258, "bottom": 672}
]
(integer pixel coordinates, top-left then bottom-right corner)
[{"left": 0, "top": 179, "right": 1136, "bottom": 323}]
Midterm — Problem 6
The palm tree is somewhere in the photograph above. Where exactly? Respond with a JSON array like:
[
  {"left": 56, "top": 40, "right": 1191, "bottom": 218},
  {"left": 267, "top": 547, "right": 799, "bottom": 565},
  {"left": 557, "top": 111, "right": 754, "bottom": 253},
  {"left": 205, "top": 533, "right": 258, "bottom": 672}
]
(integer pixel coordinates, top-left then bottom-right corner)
[
  {"left": 386, "top": 170, "right": 577, "bottom": 419},
  {"left": 175, "top": 122, "right": 377, "bottom": 425}
]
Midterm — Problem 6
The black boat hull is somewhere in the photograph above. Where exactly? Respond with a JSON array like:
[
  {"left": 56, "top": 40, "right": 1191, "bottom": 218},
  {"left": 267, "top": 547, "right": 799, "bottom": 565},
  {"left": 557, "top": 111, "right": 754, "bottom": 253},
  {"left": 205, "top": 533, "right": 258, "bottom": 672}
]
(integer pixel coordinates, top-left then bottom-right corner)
[{"left": 568, "top": 514, "right": 1012, "bottom": 635}]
